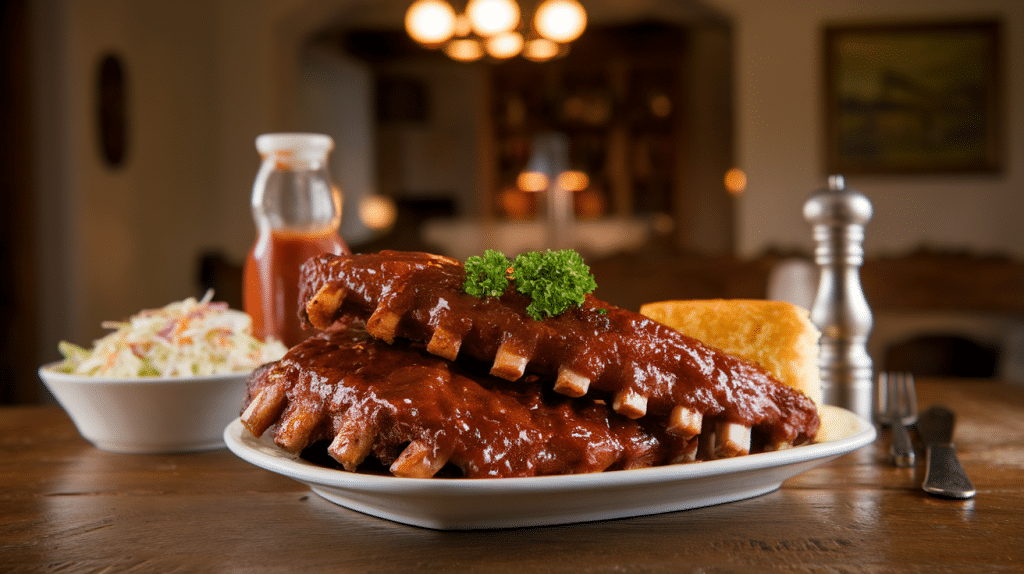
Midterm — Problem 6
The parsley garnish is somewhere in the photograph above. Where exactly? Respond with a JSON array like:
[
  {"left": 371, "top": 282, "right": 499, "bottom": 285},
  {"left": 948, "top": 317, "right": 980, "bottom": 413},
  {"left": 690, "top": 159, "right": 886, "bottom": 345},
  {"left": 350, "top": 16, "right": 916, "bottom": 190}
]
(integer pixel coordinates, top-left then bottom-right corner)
[
  {"left": 463, "top": 249, "right": 512, "bottom": 298},
  {"left": 513, "top": 250, "right": 597, "bottom": 320},
  {"left": 462, "top": 249, "right": 598, "bottom": 321}
]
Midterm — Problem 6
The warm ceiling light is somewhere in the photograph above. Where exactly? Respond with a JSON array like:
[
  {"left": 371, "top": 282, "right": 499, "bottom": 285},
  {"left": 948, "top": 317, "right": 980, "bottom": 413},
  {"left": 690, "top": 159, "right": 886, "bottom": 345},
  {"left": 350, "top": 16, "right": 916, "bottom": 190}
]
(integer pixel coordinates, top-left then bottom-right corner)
[
  {"left": 534, "top": 0, "right": 587, "bottom": 43},
  {"left": 486, "top": 31, "right": 524, "bottom": 59},
  {"left": 467, "top": 0, "right": 520, "bottom": 37},
  {"left": 724, "top": 168, "right": 747, "bottom": 196},
  {"left": 556, "top": 170, "right": 589, "bottom": 192},
  {"left": 517, "top": 171, "right": 549, "bottom": 192},
  {"left": 444, "top": 38, "right": 484, "bottom": 61},
  {"left": 405, "top": 0, "right": 457, "bottom": 45},
  {"left": 359, "top": 195, "right": 398, "bottom": 231},
  {"left": 522, "top": 38, "right": 559, "bottom": 61},
  {"left": 405, "top": 0, "right": 586, "bottom": 62},
  {"left": 453, "top": 14, "right": 472, "bottom": 37}
]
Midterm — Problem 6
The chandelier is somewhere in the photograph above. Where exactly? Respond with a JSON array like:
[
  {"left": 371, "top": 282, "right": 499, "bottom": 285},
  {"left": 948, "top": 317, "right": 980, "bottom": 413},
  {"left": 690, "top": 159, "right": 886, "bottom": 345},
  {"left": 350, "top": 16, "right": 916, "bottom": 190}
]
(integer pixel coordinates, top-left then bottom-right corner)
[{"left": 404, "top": 0, "right": 587, "bottom": 62}]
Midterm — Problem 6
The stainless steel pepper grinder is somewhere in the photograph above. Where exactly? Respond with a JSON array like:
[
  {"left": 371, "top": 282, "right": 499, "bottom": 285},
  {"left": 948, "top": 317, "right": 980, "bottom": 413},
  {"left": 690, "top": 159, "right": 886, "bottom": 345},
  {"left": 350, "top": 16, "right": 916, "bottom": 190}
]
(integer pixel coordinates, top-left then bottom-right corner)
[{"left": 803, "top": 175, "right": 874, "bottom": 420}]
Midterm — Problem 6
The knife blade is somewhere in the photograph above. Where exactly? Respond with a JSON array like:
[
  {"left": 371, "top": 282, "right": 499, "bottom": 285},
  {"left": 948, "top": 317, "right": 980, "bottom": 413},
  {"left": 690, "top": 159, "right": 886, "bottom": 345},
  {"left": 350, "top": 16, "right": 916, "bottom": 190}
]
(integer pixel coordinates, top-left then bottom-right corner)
[{"left": 917, "top": 406, "right": 976, "bottom": 499}]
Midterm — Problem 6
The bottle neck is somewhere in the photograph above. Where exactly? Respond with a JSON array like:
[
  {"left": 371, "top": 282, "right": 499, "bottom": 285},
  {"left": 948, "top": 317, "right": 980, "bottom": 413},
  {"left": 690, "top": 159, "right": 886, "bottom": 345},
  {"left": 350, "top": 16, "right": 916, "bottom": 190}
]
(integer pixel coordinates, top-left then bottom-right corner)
[{"left": 251, "top": 154, "right": 341, "bottom": 233}]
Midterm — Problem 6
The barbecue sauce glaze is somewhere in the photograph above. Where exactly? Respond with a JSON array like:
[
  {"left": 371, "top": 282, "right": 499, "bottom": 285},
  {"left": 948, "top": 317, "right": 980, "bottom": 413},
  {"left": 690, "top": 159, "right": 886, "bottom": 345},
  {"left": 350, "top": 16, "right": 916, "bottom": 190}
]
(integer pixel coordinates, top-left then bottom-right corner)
[
  {"left": 297, "top": 251, "right": 820, "bottom": 454},
  {"left": 245, "top": 324, "right": 679, "bottom": 478}
]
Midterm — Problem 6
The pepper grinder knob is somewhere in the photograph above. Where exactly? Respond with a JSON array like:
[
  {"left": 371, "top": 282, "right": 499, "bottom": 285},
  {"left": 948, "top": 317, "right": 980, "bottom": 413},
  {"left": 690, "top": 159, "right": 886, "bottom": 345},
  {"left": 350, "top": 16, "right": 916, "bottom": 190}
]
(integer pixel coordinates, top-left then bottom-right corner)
[{"left": 803, "top": 174, "right": 874, "bottom": 420}]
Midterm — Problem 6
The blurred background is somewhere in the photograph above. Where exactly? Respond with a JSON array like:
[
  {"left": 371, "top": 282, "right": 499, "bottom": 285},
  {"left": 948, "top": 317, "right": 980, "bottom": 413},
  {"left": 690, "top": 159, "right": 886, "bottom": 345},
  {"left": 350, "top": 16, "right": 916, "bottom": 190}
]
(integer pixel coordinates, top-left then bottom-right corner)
[{"left": 3, "top": 0, "right": 1023, "bottom": 404}]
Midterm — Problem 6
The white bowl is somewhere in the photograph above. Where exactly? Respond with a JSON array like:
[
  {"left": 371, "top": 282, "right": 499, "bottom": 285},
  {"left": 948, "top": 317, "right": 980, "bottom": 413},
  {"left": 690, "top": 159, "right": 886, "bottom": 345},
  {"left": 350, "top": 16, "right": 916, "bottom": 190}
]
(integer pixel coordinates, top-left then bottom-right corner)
[{"left": 38, "top": 362, "right": 250, "bottom": 454}]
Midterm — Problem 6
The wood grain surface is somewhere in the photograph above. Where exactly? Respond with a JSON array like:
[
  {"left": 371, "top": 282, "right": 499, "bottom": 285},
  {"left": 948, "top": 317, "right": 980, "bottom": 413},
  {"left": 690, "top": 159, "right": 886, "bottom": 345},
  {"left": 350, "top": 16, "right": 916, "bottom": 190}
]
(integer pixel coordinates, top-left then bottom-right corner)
[{"left": 2, "top": 379, "right": 1022, "bottom": 573}]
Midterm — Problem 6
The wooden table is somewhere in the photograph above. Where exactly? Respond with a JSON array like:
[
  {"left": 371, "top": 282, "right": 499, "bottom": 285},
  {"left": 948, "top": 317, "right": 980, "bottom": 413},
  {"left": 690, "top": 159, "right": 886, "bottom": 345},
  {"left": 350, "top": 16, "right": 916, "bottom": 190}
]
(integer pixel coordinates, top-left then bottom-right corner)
[{"left": 3, "top": 378, "right": 1023, "bottom": 572}]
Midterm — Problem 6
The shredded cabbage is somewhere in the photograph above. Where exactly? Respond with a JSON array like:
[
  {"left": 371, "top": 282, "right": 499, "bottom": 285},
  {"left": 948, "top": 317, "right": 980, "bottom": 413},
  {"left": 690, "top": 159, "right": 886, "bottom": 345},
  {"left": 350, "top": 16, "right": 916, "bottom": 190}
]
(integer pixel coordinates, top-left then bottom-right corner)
[{"left": 55, "top": 290, "right": 288, "bottom": 378}]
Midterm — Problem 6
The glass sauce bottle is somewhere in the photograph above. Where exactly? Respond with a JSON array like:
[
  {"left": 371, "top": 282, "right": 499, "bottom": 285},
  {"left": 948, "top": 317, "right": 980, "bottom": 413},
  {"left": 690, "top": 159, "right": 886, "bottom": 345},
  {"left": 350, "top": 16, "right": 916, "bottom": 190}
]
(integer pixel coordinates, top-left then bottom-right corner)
[{"left": 243, "top": 133, "right": 350, "bottom": 347}]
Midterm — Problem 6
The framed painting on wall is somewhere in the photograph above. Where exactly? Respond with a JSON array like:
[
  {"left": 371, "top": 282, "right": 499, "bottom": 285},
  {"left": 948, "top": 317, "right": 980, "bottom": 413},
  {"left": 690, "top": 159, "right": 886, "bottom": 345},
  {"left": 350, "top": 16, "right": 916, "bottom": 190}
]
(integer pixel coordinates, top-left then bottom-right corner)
[{"left": 823, "top": 20, "right": 1002, "bottom": 174}]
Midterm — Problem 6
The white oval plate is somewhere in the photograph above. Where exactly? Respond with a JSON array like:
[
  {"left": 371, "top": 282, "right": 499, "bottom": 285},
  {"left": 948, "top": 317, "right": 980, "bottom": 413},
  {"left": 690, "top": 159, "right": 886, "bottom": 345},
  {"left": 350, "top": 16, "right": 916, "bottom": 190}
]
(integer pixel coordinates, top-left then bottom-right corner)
[{"left": 224, "top": 405, "right": 875, "bottom": 530}]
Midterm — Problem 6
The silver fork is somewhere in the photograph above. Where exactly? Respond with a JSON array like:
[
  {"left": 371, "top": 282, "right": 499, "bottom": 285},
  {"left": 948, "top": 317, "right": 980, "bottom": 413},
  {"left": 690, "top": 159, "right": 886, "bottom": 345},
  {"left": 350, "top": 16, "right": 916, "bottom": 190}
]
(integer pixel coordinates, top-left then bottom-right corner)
[{"left": 877, "top": 372, "right": 918, "bottom": 467}]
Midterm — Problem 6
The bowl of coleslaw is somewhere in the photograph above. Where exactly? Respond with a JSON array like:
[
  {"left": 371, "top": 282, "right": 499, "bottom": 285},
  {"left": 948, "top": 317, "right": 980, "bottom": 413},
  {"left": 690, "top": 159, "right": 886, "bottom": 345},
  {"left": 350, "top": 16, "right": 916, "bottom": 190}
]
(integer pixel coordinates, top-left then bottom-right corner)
[{"left": 38, "top": 292, "right": 288, "bottom": 454}]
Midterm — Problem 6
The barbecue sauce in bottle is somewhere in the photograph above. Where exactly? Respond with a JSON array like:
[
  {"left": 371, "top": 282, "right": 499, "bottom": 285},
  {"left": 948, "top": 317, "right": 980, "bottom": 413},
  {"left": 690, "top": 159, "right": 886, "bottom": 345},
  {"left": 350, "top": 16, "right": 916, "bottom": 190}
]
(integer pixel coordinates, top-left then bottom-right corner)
[{"left": 243, "top": 133, "right": 350, "bottom": 347}]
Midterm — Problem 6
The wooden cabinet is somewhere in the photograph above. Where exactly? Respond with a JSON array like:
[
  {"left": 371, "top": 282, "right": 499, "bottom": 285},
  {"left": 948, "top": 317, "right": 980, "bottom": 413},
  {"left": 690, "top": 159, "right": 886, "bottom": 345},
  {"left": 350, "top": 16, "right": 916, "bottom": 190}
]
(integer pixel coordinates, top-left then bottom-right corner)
[{"left": 485, "top": 23, "right": 689, "bottom": 220}]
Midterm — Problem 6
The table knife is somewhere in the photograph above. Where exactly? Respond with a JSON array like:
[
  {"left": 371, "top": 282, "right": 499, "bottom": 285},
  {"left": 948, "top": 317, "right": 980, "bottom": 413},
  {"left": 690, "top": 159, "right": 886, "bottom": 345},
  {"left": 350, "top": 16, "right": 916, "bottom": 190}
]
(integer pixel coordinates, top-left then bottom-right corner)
[{"left": 917, "top": 406, "right": 976, "bottom": 499}]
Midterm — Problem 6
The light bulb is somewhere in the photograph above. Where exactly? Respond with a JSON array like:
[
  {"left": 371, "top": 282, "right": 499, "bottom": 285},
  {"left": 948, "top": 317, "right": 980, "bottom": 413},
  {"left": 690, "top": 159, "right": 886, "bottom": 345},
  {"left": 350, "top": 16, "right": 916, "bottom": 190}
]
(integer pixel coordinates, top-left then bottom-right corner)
[
  {"left": 486, "top": 31, "right": 524, "bottom": 59},
  {"left": 405, "top": 0, "right": 457, "bottom": 45},
  {"left": 467, "top": 0, "right": 520, "bottom": 37},
  {"left": 517, "top": 171, "right": 549, "bottom": 192},
  {"left": 453, "top": 14, "right": 472, "bottom": 37},
  {"left": 359, "top": 195, "right": 398, "bottom": 230},
  {"left": 444, "top": 38, "right": 485, "bottom": 62},
  {"left": 534, "top": 0, "right": 586, "bottom": 43},
  {"left": 523, "top": 38, "right": 560, "bottom": 61},
  {"left": 724, "top": 168, "right": 747, "bottom": 196},
  {"left": 556, "top": 170, "right": 589, "bottom": 192}
]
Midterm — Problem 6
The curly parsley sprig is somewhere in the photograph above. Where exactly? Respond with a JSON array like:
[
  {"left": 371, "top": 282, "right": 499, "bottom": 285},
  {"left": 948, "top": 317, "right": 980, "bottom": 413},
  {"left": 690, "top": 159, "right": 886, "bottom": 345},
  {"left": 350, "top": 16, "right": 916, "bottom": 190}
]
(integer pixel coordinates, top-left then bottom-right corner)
[
  {"left": 462, "top": 249, "right": 598, "bottom": 320},
  {"left": 513, "top": 250, "right": 597, "bottom": 320},
  {"left": 463, "top": 249, "right": 512, "bottom": 298}
]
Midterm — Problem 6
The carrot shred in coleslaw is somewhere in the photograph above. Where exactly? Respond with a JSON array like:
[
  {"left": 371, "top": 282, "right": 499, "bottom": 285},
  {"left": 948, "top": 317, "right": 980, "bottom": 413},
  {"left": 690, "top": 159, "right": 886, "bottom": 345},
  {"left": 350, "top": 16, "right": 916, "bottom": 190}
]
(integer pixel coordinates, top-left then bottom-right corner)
[{"left": 55, "top": 291, "right": 288, "bottom": 378}]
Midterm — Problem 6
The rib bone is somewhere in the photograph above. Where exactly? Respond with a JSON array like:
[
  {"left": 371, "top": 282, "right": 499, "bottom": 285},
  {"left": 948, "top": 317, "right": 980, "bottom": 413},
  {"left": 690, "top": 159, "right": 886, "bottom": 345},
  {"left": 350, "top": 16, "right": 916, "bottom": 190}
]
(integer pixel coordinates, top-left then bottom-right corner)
[
  {"left": 389, "top": 440, "right": 451, "bottom": 478},
  {"left": 426, "top": 326, "right": 462, "bottom": 361},
  {"left": 612, "top": 388, "right": 648, "bottom": 419},
  {"left": 305, "top": 284, "right": 347, "bottom": 330},
  {"left": 715, "top": 422, "right": 751, "bottom": 458},
  {"left": 328, "top": 417, "right": 378, "bottom": 471},
  {"left": 241, "top": 383, "right": 286, "bottom": 438},
  {"left": 667, "top": 405, "right": 703, "bottom": 438},
  {"left": 275, "top": 408, "right": 322, "bottom": 453},
  {"left": 490, "top": 340, "right": 530, "bottom": 380},
  {"left": 553, "top": 366, "right": 591, "bottom": 397},
  {"left": 366, "top": 304, "right": 401, "bottom": 344}
]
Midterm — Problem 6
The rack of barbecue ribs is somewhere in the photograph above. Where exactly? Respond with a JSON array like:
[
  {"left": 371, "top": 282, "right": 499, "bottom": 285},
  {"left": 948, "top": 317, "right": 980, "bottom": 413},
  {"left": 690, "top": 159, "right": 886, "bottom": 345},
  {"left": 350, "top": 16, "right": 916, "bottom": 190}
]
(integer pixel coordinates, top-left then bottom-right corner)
[
  {"left": 286, "top": 250, "right": 820, "bottom": 470},
  {"left": 241, "top": 321, "right": 693, "bottom": 478}
]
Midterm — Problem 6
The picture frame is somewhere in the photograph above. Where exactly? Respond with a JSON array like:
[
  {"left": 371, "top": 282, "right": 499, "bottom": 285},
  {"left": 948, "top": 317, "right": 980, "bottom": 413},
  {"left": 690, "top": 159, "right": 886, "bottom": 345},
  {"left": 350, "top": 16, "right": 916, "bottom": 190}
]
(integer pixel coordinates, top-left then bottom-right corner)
[{"left": 823, "top": 20, "right": 1002, "bottom": 174}]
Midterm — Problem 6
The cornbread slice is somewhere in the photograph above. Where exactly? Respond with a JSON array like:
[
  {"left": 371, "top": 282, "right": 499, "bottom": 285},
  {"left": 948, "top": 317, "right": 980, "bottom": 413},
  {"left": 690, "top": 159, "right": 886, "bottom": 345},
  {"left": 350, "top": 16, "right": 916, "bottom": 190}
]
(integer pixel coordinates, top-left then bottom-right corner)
[{"left": 639, "top": 299, "right": 822, "bottom": 407}]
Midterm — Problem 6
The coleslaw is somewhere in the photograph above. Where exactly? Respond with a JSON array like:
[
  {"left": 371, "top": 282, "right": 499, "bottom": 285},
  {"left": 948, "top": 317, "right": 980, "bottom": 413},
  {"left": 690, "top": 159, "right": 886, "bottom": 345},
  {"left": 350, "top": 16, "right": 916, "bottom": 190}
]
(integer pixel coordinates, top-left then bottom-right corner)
[{"left": 54, "top": 291, "right": 289, "bottom": 378}]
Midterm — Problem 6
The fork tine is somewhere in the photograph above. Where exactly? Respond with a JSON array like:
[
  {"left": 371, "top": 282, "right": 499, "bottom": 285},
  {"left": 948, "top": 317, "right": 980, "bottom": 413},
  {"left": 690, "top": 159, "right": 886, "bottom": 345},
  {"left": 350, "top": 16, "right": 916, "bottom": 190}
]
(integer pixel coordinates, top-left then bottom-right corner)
[
  {"left": 886, "top": 371, "right": 916, "bottom": 467},
  {"left": 885, "top": 372, "right": 894, "bottom": 415},
  {"left": 875, "top": 371, "right": 891, "bottom": 426},
  {"left": 888, "top": 371, "right": 900, "bottom": 421},
  {"left": 902, "top": 372, "right": 918, "bottom": 425},
  {"left": 892, "top": 371, "right": 904, "bottom": 420}
]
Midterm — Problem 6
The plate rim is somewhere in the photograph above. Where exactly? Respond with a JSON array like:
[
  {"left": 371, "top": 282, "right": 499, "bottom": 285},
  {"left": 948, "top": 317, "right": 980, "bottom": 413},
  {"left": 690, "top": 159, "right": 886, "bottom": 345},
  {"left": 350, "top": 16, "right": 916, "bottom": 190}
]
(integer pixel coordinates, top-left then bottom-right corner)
[{"left": 223, "top": 405, "right": 876, "bottom": 495}]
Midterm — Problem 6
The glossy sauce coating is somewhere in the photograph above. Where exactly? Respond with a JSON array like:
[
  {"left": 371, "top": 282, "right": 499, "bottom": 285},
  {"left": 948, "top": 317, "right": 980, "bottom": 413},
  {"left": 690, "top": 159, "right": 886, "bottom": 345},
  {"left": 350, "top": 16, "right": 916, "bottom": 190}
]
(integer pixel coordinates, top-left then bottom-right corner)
[
  {"left": 299, "top": 251, "right": 820, "bottom": 448},
  {"left": 244, "top": 324, "right": 673, "bottom": 478}
]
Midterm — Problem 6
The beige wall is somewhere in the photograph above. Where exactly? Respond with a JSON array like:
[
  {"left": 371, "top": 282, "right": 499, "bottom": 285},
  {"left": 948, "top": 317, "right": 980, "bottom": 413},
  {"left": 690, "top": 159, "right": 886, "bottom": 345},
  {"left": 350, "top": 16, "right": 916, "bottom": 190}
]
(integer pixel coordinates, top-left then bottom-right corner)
[
  {"left": 709, "top": 0, "right": 1024, "bottom": 258},
  {"left": 31, "top": 0, "right": 224, "bottom": 354}
]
